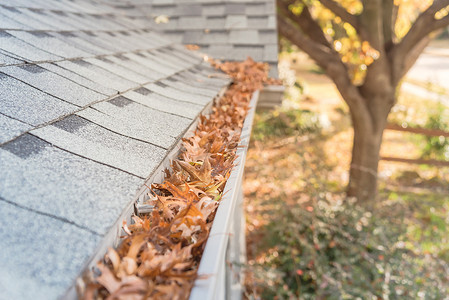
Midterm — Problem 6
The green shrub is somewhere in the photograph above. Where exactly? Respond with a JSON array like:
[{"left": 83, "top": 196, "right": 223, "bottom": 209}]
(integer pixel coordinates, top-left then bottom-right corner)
[
  {"left": 421, "top": 104, "right": 449, "bottom": 161},
  {"left": 252, "top": 197, "right": 449, "bottom": 299},
  {"left": 252, "top": 109, "right": 322, "bottom": 141}
]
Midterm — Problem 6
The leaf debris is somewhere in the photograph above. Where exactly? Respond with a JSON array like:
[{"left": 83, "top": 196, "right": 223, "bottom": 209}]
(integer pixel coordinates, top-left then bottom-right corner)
[{"left": 83, "top": 58, "right": 279, "bottom": 300}]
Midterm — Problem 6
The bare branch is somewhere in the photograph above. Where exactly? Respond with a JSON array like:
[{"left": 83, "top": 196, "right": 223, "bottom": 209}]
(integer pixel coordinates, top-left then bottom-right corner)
[
  {"left": 277, "top": 0, "right": 331, "bottom": 47},
  {"left": 318, "top": 0, "right": 360, "bottom": 30}
]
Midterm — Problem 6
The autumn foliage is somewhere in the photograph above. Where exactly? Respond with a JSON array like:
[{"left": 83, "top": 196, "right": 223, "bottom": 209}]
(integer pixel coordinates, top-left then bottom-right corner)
[{"left": 82, "top": 58, "right": 278, "bottom": 300}]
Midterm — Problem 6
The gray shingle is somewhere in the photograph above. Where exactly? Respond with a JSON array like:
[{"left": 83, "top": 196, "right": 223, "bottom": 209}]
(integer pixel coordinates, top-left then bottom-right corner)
[
  {"left": 0, "top": 50, "right": 24, "bottom": 66},
  {"left": 145, "top": 82, "right": 212, "bottom": 106},
  {"left": 0, "top": 9, "right": 31, "bottom": 30},
  {"left": 126, "top": 31, "right": 169, "bottom": 50},
  {"left": 267, "top": 15, "right": 276, "bottom": 29},
  {"left": 73, "top": 31, "right": 120, "bottom": 53},
  {"left": 0, "top": 199, "right": 101, "bottom": 300},
  {"left": 18, "top": 8, "right": 75, "bottom": 31},
  {"left": 161, "top": 30, "right": 184, "bottom": 43},
  {"left": 90, "top": 99, "right": 194, "bottom": 142},
  {"left": 0, "top": 74, "right": 77, "bottom": 126},
  {"left": 150, "top": 16, "right": 180, "bottom": 30},
  {"left": 175, "top": 4, "right": 202, "bottom": 16},
  {"left": 226, "top": 3, "right": 246, "bottom": 14},
  {"left": 149, "top": 3, "right": 176, "bottom": 15},
  {"left": 176, "top": 66, "right": 230, "bottom": 89},
  {"left": 225, "top": 15, "right": 248, "bottom": 29},
  {"left": 265, "top": 0, "right": 276, "bottom": 12},
  {"left": 161, "top": 77, "right": 220, "bottom": 98},
  {"left": 84, "top": 57, "right": 150, "bottom": 85},
  {"left": 167, "top": 44, "right": 203, "bottom": 64},
  {"left": 232, "top": 44, "right": 264, "bottom": 61},
  {"left": 178, "top": 16, "right": 207, "bottom": 30},
  {"left": 41, "top": 62, "right": 116, "bottom": 96},
  {"left": 0, "top": 6, "right": 51, "bottom": 30},
  {"left": 245, "top": 2, "right": 267, "bottom": 15},
  {"left": 91, "top": 31, "right": 140, "bottom": 52},
  {"left": 264, "top": 44, "right": 278, "bottom": 61},
  {"left": 7, "top": 31, "right": 92, "bottom": 59},
  {"left": 124, "top": 89, "right": 204, "bottom": 119},
  {"left": 32, "top": 116, "right": 167, "bottom": 178},
  {"left": 55, "top": 59, "right": 137, "bottom": 92},
  {"left": 1, "top": 65, "right": 105, "bottom": 106},
  {"left": 0, "top": 134, "right": 143, "bottom": 234},
  {"left": 49, "top": 31, "right": 110, "bottom": 56},
  {"left": 207, "top": 44, "right": 233, "bottom": 60},
  {"left": 202, "top": 30, "right": 230, "bottom": 43},
  {"left": 122, "top": 52, "right": 178, "bottom": 77},
  {"left": 202, "top": 3, "right": 225, "bottom": 16},
  {"left": 76, "top": 106, "right": 176, "bottom": 149},
  {"left": 182, "top": 30, "right": 203, "bottom": 44},
  {"left": 55, "top": 12, "right": 104, "bottom": 31},
  {"left": 151, "top": 48, "right": 194, "bottom": 70},
  {"left": 0, "top": 31, "right": 61, "bottom": 62},
  {"left": 0, "top": 114, "right": 32, "bottom": 144},
  {"left": 229, "top": 29, "right": 260, "bottom": 44},
  {"left": 247, "top": 16, "right": 268, "bottom": 28},
  {"left": 205, "top": 16, "right": 225, "bottom": 29},
  {"left": 105, "top": 54, "right": 164, "bottom": 82}
]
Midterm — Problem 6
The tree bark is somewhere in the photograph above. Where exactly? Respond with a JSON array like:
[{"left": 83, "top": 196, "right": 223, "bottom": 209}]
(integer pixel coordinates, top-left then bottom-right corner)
[
  {"left": 347, "top": 121, "right": 383, "bottom": 202},
  {"left": 347, "top": 91, "right": 394, "bottom": 202}
]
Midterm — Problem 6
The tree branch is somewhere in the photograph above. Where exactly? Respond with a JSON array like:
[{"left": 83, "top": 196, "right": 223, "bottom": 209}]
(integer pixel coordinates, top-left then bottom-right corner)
[
  {"left": 360, "top": 0, "right": 384, "bottom": 50},
  {"left": 432, "top": 13, "right": 449, "bottom": 30},
  {"left": 277, "top": 16, "right": 335, "bottom": 66},
  {"left": 382, "top": 0, "right": 398, "bottom": 49},
  {"left": 401, "top": 35, "right": 432, "bottom": 79},
  {"left": 318, "top": 0, "right": 360, "bottom": 31},
  {"left": 391, "top": 0, "right": 449, "bottom": 83},
  {"left": 277, "top": 0, "right": 331, "bottom": 47},
  {"left": 277, "top": 17, "right": 371, "bottom": 130},
  {"left": 397, "top": 0, "right": 449, "bottom": 56}
]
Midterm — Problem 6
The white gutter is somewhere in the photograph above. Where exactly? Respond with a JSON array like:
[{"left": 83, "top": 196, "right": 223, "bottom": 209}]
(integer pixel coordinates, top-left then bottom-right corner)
[{"left": 189, "top": 90, "right": 260, "bottom": 300}]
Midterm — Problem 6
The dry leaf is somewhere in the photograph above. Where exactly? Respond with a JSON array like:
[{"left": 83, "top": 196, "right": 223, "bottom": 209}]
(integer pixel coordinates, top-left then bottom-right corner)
[{"left": 87, "top": 58, "right": 279, "bottom": 299}]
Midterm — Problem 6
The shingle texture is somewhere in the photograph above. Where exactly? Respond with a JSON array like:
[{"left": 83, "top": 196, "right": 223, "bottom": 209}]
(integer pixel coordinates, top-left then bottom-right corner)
[
  {"left": 0, "top": 1, "right": 230, "bottom": 299},
  {"left": 140, "top": 0, "right": 279, "bottom": 77}
]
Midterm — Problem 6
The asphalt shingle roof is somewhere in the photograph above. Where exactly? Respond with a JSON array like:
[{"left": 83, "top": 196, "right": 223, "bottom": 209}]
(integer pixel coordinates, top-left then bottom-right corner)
[
  {"left": 142, "top": 0, "right": 279, "bottom": 77},
  {"left": 0, "top": 0, "right": 231, "bottom": 299}
]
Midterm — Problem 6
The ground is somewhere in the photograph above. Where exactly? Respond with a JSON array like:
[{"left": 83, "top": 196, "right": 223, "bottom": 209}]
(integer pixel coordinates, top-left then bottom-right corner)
[{"left": 243, "top": 49, "right": 449, "bottom": 299}]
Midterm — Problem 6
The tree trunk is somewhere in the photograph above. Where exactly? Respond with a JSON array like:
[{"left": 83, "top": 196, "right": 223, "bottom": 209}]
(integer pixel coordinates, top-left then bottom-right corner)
[
  {"left": 347, "top": 124, "right": 383, "bottom": 202},
  {"left": 346, "top": 92, "right": 394, "bottom": 203}
]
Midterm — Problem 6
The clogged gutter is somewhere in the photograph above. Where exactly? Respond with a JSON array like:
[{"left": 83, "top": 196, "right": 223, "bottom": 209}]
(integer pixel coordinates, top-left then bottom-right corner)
[{"left": 83, "top": 58, "right": 279, "bottom": 299}]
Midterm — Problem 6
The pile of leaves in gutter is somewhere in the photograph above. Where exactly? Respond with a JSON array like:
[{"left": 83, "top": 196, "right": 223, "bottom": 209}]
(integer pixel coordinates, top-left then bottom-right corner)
[{"left": 83, "top": 58, "right": 280, "bottom": 300}]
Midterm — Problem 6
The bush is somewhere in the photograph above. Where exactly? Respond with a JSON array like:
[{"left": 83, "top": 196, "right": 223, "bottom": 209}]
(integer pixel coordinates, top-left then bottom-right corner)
[
  {"left": 251, "top": 196, "right": 449, "bottom": 299},
  {"left": 421, "top": 104, "right": 449, "bottom": 161},
  {"left": 252, "top": 109, "right": 322, "bottom": 141}
]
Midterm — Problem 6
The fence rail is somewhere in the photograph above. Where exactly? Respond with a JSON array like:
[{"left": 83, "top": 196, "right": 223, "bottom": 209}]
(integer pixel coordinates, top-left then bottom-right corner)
[
  {"left": 386, "top": 123, "right": 449, "bottom": 137},
  {"left": 381, "top": 122, "right": 449, "bottom": 167}
]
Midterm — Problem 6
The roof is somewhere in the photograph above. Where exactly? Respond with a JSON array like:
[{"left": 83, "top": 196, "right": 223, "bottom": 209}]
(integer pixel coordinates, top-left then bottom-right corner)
[
  {"left": 142, "top": 0, "right": 279, "bottom": 77},
  {"left": 0, "top": 1, "right": 231, "bottom": 299}
]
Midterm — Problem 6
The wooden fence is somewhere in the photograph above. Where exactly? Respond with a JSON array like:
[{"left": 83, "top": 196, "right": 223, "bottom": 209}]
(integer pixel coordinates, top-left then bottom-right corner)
[{"left": 381, "top": 123, "right": 449, "bottom": 167}]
